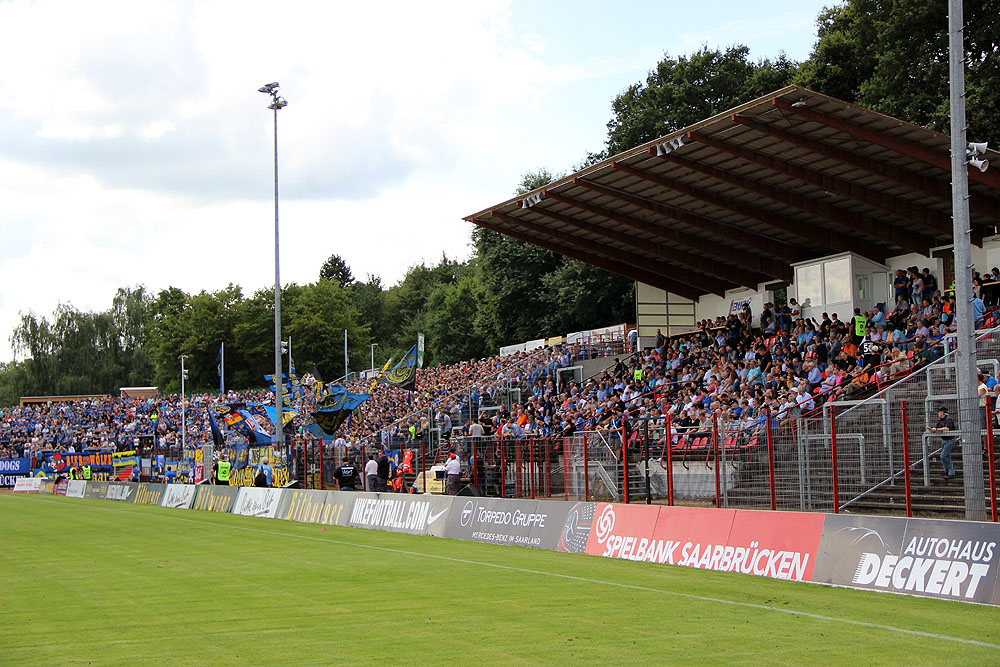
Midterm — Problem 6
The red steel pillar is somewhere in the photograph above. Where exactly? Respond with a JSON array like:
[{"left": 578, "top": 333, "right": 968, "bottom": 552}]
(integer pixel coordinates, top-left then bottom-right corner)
[
  {"left": 901, "top": 401, "right": 913, "bottom": 518},
  {"left": 830, "top": 405, "right": 839, "bottom": 514}
]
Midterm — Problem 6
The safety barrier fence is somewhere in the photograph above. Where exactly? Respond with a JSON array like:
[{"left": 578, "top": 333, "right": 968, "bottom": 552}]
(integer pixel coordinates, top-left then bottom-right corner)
[{"left": 11, "top": 477, "right": 1000, "bottom": 606}]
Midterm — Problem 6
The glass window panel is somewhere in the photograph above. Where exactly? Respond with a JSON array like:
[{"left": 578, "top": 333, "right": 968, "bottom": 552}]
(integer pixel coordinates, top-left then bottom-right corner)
[
  {"left": 795, "top": 264, "right": 822, "bottom": 309},
  {"left": 824, "top": 258, "right": 851, "bottom": 304},
  {"left": 855, "top": 274, "right": 870, "bottom": 300}
]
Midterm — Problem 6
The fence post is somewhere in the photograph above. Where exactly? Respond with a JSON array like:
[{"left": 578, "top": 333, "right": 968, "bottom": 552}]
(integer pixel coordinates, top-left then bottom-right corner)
[
  {"left": 318, "top": 440, "right": 323, "bottom": 490},
  {"left": 712, "top": 412, "right": 721, "bottom": 508},
  {"left": 830, "top": 405, "right": 839, "bottom": 514},
  {"left": 515, "top": 440, "right": 523, "bottom": 497},
  {"left": 766, "top": 410, "right": 776, "bottom": 511},
  {"left": 545, "top": 439, "right": 551, "bottom": 497},
  {"left": 583, "top": 436, "right": 589, "bottom": 501},
  {"left": 529, "top": 438, "right": 536, "bottom": 500},
  {"left": 644, "top": 418, "right": 651, "bottom": 505},
  {"left": 563, "top": 437, "right": 569, "bottom": 501},
  {"left": 988, "top": 405, "right": 998, "bottom": 522},
  {"left": 665, "top": 415, "right": 674, "bottom": 506},
  {"left": 901, "top": 401, "right": 913, "bottom": 518},
  {"left": 622, "top": 422, "right": 629, "bottom": 504},
  {"left": 361, "top": 442, "right": 367, "bottom": 491},
  {"left": 421, "top": 439, "right": 427, "bottom": 496},
  {"left": 500, "top": 437, "right": 506, "bottom": 499}
]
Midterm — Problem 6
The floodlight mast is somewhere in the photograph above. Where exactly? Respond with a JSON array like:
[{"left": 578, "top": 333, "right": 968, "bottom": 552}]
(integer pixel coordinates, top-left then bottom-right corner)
[{"left": 259, "top": 82, "right": 287, "bottom": 458}]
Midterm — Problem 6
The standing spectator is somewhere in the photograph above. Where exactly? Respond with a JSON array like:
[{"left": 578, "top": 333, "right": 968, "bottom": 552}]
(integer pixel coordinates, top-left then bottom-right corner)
[
  {"left": 444, "top": 451, "right": 461, "bottom": 495},
  {"left": 377, "top": 450, "right": 390, "bottom": 492},
  {"left": 893, "top": 269, "right": 909, "bottom": 304},
  {"left": 851, "top": 308, "right": 867, "bottom": 345},
  {"left": 334, "top": 457, "right": 359, "bottom": 491},
  {"left": 929, "top": 408, "right": 957, "bottom": 482},
  {"left": 214, "top": 453, "right": 231, "bottom": 486},
  {"left": 255, "top": 457, "right": 274, "bottom": 487},
  {"left": 364, "top": 453, "right": 378, "bottom": 491}
]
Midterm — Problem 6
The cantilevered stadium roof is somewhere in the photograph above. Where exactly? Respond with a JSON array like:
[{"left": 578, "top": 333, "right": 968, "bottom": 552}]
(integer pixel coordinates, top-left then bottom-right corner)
[{"left": 464, "top": 85, "right": 1000, "bottom": 301}]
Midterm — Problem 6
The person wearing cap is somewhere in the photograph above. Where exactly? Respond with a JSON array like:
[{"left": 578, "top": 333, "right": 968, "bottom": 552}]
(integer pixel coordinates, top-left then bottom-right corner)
[
  {"left": 444, "top": 451, "right": 461, "bottom": 495},
  {"left": 334, "top": 457, "right": 359, "bottom": 491},
  {"left": 930, "top": 408, "right": 957, "bottom": 482}
]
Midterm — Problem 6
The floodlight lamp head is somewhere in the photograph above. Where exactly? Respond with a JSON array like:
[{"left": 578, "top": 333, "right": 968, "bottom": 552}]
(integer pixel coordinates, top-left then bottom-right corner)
[
  {"left": 258, "top": 82, "right": 279, "bottom": 94},
  {"left": 790, "top": 98, "right": 808, "bottom": 108},
  {"left": 268, "top": 97, "right": 288, "bottom": 110},
  {"left": 969, "top": 157, "right": 990, "bottom": 173},
  {"left": 968, "top": 141, "right": 989, "bottom": 156}
]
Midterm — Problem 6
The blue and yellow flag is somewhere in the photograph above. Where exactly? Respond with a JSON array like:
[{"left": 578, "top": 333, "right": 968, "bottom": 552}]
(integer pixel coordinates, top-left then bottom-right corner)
[{"left": 378, "top": 345, "right": 416, "bottom": 391}]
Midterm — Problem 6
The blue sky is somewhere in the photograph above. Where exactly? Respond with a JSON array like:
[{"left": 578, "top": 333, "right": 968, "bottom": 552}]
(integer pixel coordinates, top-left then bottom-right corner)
[{"left": 0, "top": 0, "right": 835, "bottom": 361}]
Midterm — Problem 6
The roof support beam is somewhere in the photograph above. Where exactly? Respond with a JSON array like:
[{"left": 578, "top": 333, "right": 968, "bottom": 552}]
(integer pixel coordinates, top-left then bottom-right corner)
[
  {"left": 475, "top": 216, "right": 705, "bottom": 300},
  {"left": 774, "top": 97, "right": 1000, "bottom": 191},
  {"left": 732, "top": 114, "right": 1000, "bottom": 222},
  {"left": 656, "top": 147, "right": 935, "bottom": 255},
  {"left": 582, "top": 171, "right": 806, "bottom": 269},
  {"left": 540, "top": 191, "right": 769, "bottom": 288},
  {"left": 688, "top": 129, "right": 956, "bottom": 240}
]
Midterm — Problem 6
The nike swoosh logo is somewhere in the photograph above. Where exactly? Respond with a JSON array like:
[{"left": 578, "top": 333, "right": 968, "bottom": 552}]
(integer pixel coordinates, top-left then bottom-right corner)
[{"left": 427, "top": 508, "right": 447, "bottom": 524}]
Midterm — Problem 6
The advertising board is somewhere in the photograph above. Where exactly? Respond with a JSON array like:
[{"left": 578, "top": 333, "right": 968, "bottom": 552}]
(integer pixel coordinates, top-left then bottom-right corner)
[
  {"left": 65, "top": 480, "right": 87, "bottom": 498},
  {"left": 445, "top": 498, "right": 572, "bottom": 549},
  {"left": 232, "top": 487, "right": 284, "bottom": 518},
  {"left": 134, "top": 483, "right": 167, "bottom": 506},
  {"left": 191, "top": 485, "right": 241, "bottom": 513},
  {"left": 347, "top": 492, "right": 453, "bottom": 536},
  {"left": 160, "top": 484, "right": 197, "bottom": 509},
  {"left": 274, "top": 489, "right": 350, "bottom": 526},
  {"left": 85, "top": 480, "right": 110, "bottom": 499},
  {"left": 12, "top": 477, "right": 42, "bottom": 493},
  {"left": 812, "top": 515, "right": 1000, "bottom": 604},
  {"left": 106, "top": 482, "right": 135, "bottom": 502}
]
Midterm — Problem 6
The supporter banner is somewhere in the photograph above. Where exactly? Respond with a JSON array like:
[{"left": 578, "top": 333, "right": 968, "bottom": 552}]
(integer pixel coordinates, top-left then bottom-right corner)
[
  {"left": 812, "top": 515, "right": 1000, "bottom": 605},
  {"left": 274, "top": 489, "right": 349, "bottom": 526},
  {"left": 13, "top": 477, "right": 42, "bottom": 493},
  {"left": 232, "top": 487, "right": 283, "bottom": 518},
  {"left": 346, "top": 492, "right": 452, "bottom": 536},
  {"left": 33, "top": 451, "right": 117, "bottom": 481},
  {"left": 134, "top": 483, "right": 167, "bottom": 506},
  {"left": 555, "top": 502, "right": 596, "bottom": 554},
  {"left": 445, "top": 498, "right": 567, "bottom": 549},
  {"left": 106, "top": 482, "right": 135, "bottom": 502},
  {"left": 228, "top": 462, "right": 290, "bottom": 488},
  {"left": 192, "top": 485, "right": 241, "bottom": 513},
  {"left": 65, "top": 480, "right": 87, "bottom": 498},
  {"left": 161, "top": 484, "right": 197, "bottom": 509},
  {"left": 0, "top": 458, "right": 31, "bottom": 488},
  {"left": 85, "top": 480, "right": 110, "bottom": 499}
]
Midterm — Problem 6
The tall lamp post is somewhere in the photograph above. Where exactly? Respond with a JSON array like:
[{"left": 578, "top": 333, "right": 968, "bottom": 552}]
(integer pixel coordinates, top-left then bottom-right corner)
[
  {"left": 180, "top": 355, "right": 189, "bottom": 459},
  {"left": 259, "top": 82, "right": 288, "bottom": 458},
  {"left": 370, "top": 343, "right": 378, "bottom": 373}
]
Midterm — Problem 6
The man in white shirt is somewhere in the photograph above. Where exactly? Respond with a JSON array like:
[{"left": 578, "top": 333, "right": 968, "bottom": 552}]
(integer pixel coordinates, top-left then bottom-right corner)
[
  {"left": 364, "top": 454, "right": 379, "bottom": 492},
  {"left": 444, "top": 452, "right": 461, "bottom": 495}
]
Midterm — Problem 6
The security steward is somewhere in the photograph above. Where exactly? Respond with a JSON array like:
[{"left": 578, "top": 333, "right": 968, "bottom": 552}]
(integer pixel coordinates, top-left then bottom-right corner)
[
  {"left": 214, "top": 455, "right": 231, "bottom": 486},
  {"left": 334, "top": 457, "right": 359, "bottom": 491},
  {"left": 81, "top": 463, "right": 92, "bottom": 481}
]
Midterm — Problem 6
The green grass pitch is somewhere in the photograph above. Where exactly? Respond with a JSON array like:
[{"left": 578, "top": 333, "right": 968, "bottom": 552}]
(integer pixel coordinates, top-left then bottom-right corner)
[{"left": 1, "top": 494, "right": 998, "bottom": 665}]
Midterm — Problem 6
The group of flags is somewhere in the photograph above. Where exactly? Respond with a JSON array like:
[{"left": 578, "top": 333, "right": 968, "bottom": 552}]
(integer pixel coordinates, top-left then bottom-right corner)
[{"left": 207, "top": 337, "right": 424, "bottom": 444}]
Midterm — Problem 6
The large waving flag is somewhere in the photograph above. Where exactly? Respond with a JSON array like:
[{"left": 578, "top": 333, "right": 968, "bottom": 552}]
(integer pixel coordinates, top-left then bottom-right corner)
[
  {"left": 369, "top": 356, "right": 394, "bottom": 393},
  {"left": 378, "top": 345, "right": 417, "bottom": 391},
  {"left": 311, "top": 385, "right": 369, "bottom": 435}
]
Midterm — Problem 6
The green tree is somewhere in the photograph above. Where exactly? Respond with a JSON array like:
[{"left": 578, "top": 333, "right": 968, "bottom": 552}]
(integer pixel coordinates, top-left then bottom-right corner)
[
  {"left": 319, "top": 253, "right": 355, "bottom": 288},
  {"left": 606, "top": 46, "right": 798, "bottom": 155},
  {"left": 797, "top": 0, "right": 1000, "bottom": 146}
]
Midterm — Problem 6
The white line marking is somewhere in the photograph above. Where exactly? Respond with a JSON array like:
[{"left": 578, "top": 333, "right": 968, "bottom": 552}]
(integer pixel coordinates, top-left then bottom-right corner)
[{"left": 7, "top": 495, "right": 1000, "bottom": 650}]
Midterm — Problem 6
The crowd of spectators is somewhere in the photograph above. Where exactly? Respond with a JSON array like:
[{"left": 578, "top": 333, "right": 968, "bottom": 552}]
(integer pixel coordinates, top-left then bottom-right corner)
[{"left": 6, "top": 265, "right": 1000, "bottom": 466}]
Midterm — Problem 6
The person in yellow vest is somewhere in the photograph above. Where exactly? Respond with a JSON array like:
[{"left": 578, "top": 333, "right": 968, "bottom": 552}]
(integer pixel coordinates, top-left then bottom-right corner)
[
  {"left": 81, "top": 464, "right": 91, "bottom": 480},
  {"left": 851, "top": 307, "right": 867, "bottom": 345},
  {"left": 69, "top": 467, "right": 78, "bottom": 480},
  {"left": 213, "top": 454, "right": 231, "bottom": 486},
  {"left": 633, "top": 367, "right": 643, "bottom": 384}
]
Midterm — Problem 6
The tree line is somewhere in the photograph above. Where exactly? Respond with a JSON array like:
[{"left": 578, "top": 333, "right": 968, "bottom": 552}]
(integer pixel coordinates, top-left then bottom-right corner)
[{"left": 2, "top": 0, "right": 997, "bottom": 405}]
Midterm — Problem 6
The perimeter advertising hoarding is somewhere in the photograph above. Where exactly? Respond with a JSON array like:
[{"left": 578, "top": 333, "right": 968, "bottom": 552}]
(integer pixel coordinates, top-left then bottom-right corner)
[
  {"left": 444, "top": 498, "right": 574, "bottom": 549},
  {"left": 85, "top": 480, "right": 110, "bottom": 499},
  {"left": 812, "top": 515, "right": 1000, "bottom": 605},
  {"left": 274, "top": 489, "right": 350, "bottom": 526},
  {"left": 346, "top": 492, "right": 453, "bottom": 536},
  {"left": 12, "top": 477, "right": 42, "bottom": 493},
  {"left": 232, "top": 487, "right": 284, "bottom": 519},
  {"left": 133, "top": 483, "right": 167, "bottom": 506},
  {"left": 65, "top": 480, "right": 87, "bottom": 498},
  {"left": 584, "top": 504, "right": 824, "bottom": 582},
  {"left": 191, "top": 485, "right": 241, "bottom": 513},
  {"left": 105, "top": 482, "right": 134, "bottom": 502},
  {"left": 160, "top": 484, "right": 197, "bottom": 509}
]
